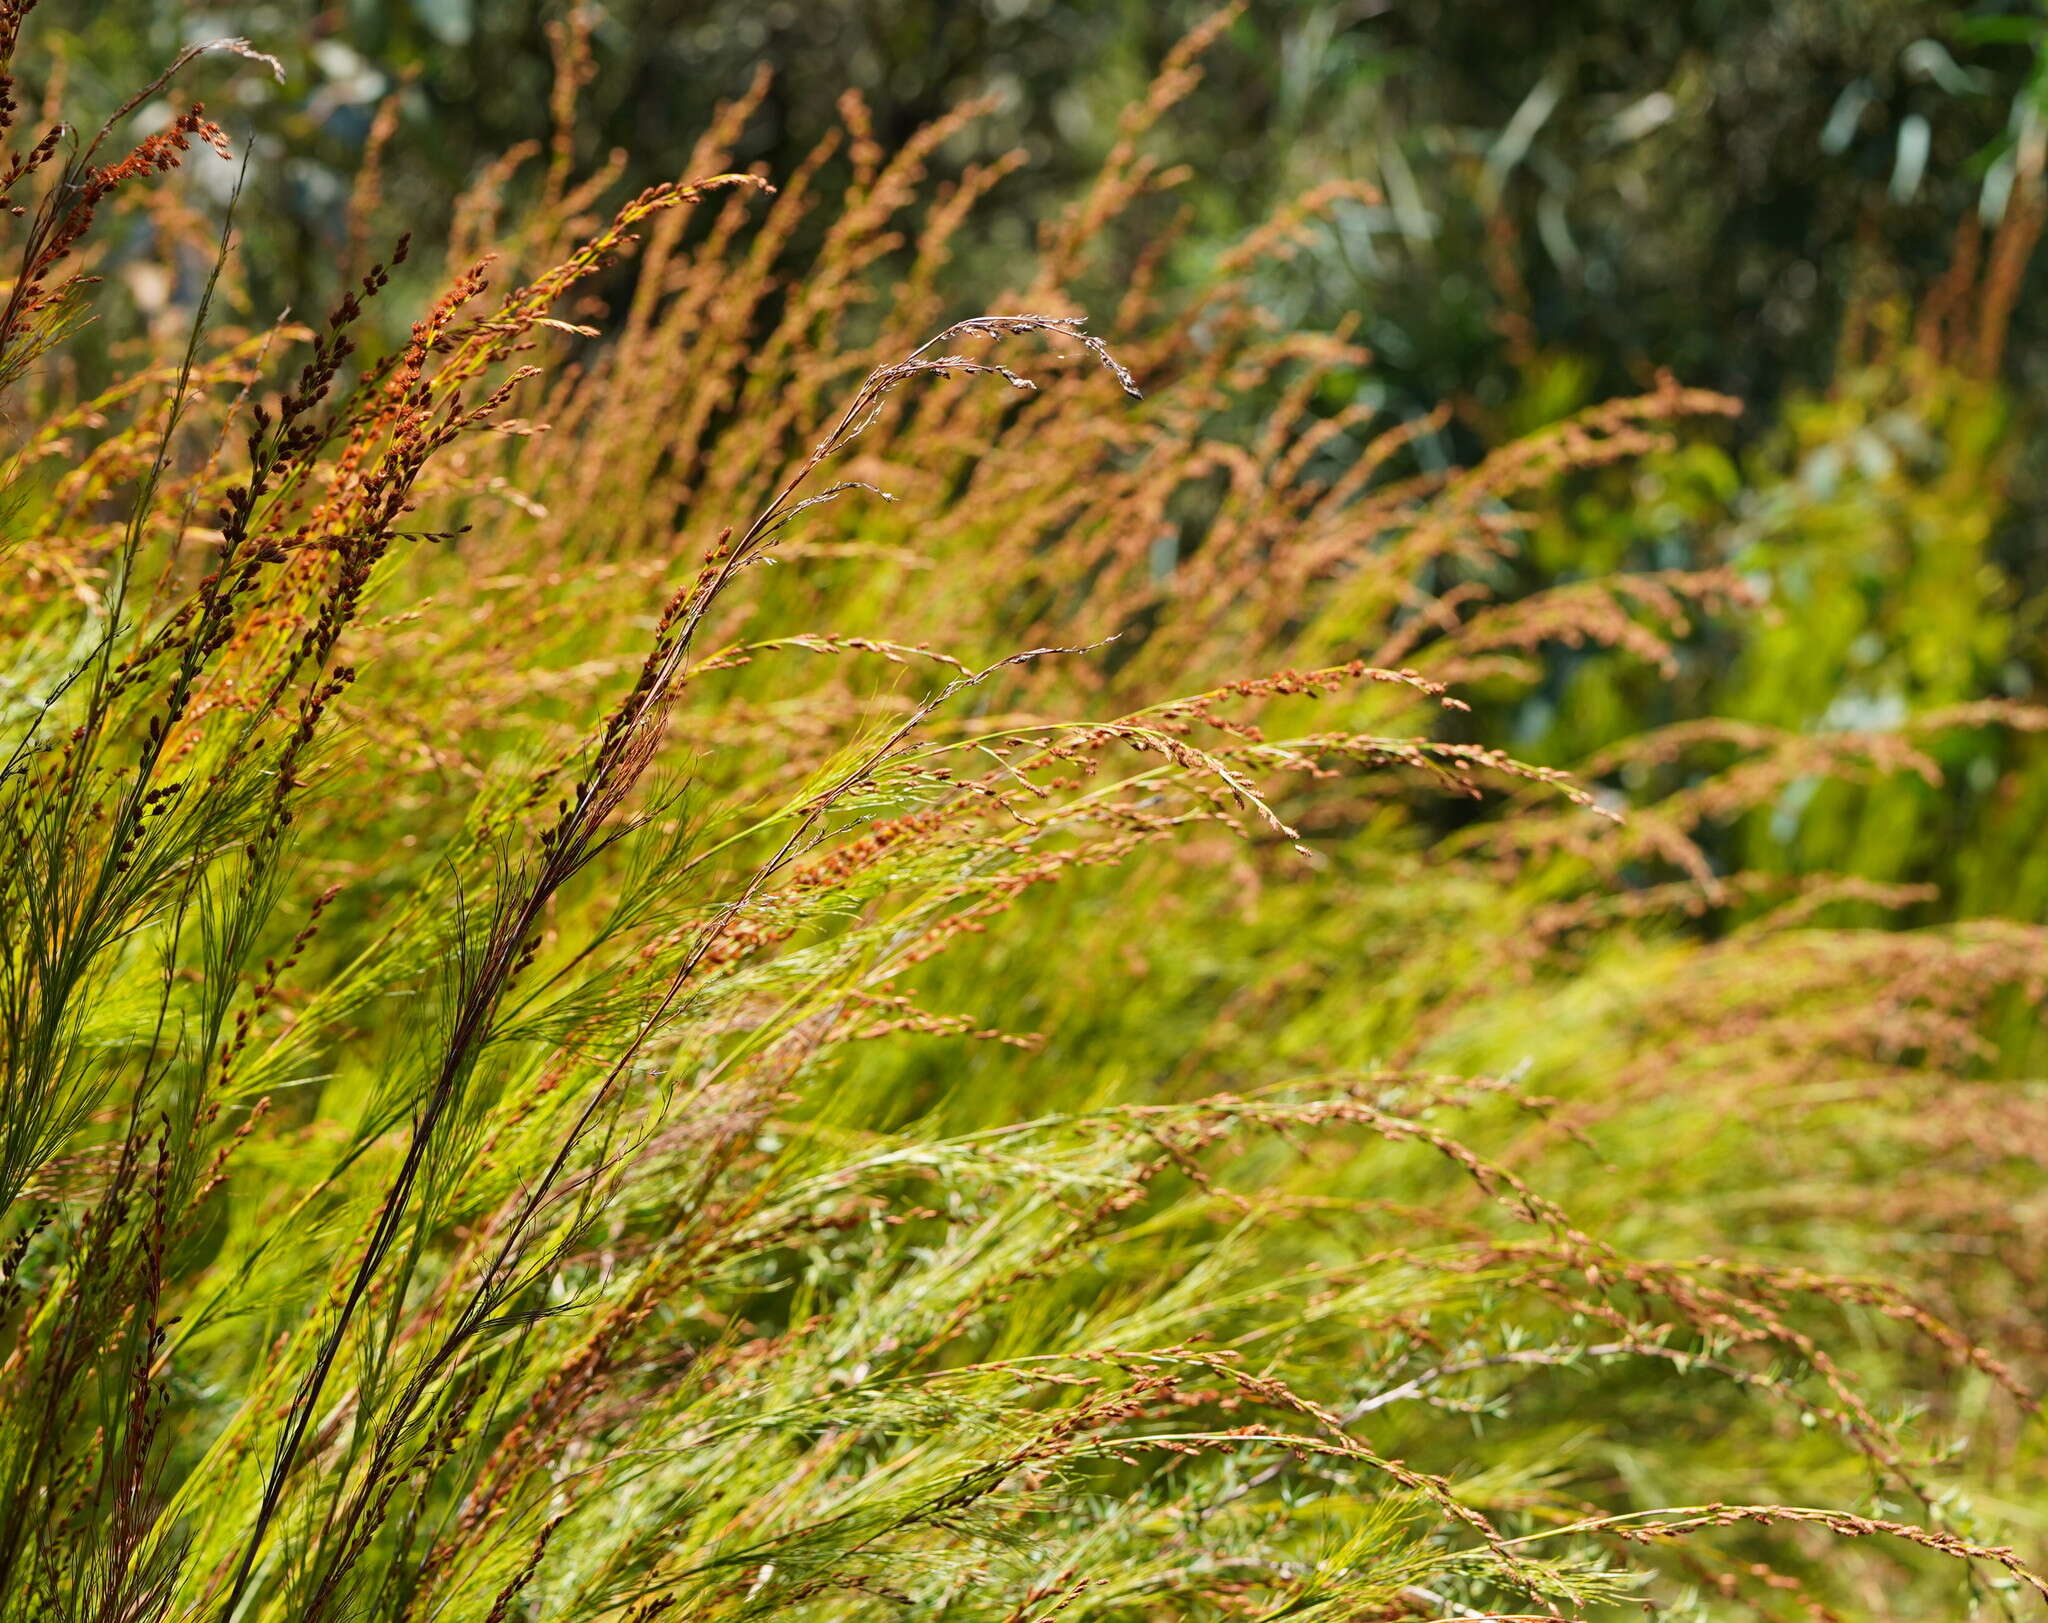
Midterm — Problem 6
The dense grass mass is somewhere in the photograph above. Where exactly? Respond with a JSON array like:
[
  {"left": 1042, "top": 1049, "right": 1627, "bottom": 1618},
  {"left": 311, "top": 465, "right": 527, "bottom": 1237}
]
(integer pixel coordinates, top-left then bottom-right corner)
[{"left": 2, "top": 8, "right": 2047, "bottom": 1621}]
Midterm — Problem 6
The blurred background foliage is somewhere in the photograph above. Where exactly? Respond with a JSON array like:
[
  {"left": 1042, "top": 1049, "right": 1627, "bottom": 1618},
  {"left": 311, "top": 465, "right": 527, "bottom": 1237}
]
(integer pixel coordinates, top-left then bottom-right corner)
[
  {"left": 32, "top": 0, "right": 2048, "bottom": 930},
  {"left": 47, "top": 3, "right": 2048, "bottom": 403}
]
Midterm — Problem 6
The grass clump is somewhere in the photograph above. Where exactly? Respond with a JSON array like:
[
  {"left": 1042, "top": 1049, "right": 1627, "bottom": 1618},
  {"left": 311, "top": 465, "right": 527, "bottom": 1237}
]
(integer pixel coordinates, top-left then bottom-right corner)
[{"left": 1, "top": 9, "right": 2044, "bottom": 1620}]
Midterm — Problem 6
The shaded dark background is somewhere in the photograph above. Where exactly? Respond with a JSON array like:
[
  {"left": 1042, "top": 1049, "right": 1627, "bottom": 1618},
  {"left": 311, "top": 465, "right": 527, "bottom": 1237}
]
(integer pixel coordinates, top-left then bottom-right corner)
[{"left": 49, "top": 1, "right": 2048, "bottom": 423}]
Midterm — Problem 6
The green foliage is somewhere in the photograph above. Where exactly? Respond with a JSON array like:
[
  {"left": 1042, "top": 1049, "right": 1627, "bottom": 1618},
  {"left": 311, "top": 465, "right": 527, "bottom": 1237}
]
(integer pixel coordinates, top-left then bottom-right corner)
[{"left": 1, "top": 10, "right": 2046, "bottom": 1623}]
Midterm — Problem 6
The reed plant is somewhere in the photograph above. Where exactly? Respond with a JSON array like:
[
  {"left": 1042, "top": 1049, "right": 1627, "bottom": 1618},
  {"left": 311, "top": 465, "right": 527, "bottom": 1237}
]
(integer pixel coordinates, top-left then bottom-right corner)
[{"left": 1, "top": 6, "right": 2043, "bottom": 1619}]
